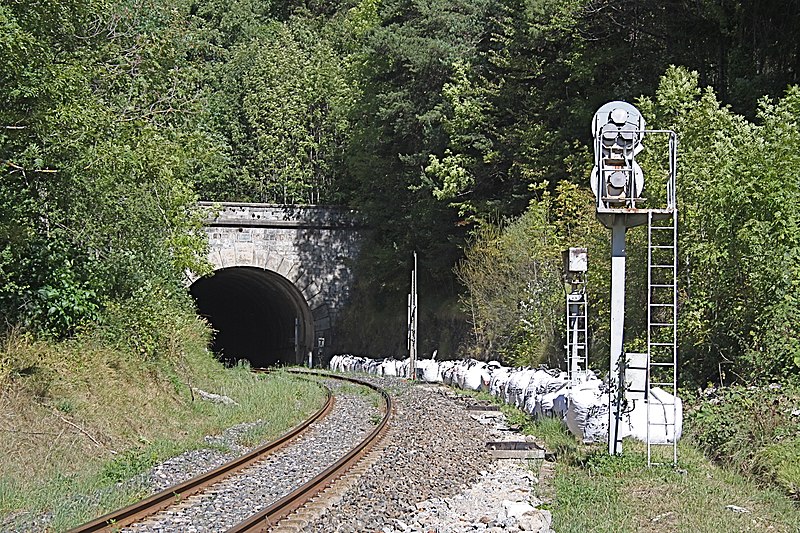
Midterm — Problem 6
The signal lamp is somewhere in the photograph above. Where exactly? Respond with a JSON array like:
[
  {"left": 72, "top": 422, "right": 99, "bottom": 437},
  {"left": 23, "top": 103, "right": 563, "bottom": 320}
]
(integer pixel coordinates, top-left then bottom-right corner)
[{"left": 590, "top": 101, "right": 645, "bottom": 208}]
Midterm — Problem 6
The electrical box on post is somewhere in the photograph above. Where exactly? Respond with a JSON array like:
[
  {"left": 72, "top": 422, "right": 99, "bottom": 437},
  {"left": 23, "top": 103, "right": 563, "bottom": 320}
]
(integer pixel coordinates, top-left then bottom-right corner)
[
  {"left": 625, "top": 352, "right": 648, "bottom": 401},
  {"left": 563, "top": 247, "right": 588, "bottom": 275}
]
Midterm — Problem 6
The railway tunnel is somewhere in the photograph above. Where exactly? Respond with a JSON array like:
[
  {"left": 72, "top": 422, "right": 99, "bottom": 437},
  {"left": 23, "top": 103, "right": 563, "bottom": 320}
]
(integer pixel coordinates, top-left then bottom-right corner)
[{"left": 189, "top": 266, "right": 314, "bottom": 367}]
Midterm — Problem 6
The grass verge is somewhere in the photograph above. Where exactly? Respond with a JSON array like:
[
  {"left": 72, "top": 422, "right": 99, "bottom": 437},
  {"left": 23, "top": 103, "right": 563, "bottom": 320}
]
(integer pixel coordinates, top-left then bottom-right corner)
[
  {"left": 684, "top": 381, "right": 800, "bottom": 501},
  {"left": 0, "top": 329, "right": 326, "bottom": 531},
  {"left": 459, "top": 389, "right": 800, "bottom": 531},
  {"left": 520, "top": 413, "right": 800, "bottom": 531}
]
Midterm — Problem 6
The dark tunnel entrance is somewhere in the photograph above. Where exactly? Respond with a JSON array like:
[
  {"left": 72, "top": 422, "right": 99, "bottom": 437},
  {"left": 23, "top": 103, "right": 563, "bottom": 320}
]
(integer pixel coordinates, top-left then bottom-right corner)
[{"left": 189, "top": 267, "right": 314, "bottom": 367}]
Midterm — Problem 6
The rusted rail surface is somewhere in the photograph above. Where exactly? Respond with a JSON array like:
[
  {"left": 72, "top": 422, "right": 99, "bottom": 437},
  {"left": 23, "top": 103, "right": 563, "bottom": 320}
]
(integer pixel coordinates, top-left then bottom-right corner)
[
  {"left": 228, "top": 369, "right": 393, "bottom": 532},
  {"left": 66, "top": 373, "right": 334, "bottom": 533},
  {"left": 67, "top": 369, "right": 392, "bottom": 533}
]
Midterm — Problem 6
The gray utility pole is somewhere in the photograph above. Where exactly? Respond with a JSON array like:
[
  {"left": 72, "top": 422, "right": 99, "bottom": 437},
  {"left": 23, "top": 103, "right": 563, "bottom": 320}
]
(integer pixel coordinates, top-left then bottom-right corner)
[
  {"left": 608, "top": 219, "right": 627, "bottom": 454},
  {"left": 590, "top": 101, "right": 678, "bottom": 457},
  {"left": 407, "top": 251, "right": 418, "bottom": 380}
]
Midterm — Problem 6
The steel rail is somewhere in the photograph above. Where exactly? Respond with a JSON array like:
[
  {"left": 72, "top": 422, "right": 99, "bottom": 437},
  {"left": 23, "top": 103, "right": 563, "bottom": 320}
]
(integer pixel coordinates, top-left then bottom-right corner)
[
  {"left": 227, "top": 369, "right": 393, "bottom": 533},
  {"left": 66, "top": 373, "right": 334, "bottom": 533}
]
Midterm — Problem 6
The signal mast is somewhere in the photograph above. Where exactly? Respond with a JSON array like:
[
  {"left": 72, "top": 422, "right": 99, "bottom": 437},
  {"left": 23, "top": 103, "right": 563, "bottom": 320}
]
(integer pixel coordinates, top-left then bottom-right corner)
[{"left": 590, "top": 102, "right": 679, "bottom": 464}]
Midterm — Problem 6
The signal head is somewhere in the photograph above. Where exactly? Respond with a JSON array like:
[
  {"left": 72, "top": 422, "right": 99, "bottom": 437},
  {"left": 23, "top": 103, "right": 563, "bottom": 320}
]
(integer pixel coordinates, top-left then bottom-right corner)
[{"left": 590, "top": 101, "right": 645, "bottom": 207}]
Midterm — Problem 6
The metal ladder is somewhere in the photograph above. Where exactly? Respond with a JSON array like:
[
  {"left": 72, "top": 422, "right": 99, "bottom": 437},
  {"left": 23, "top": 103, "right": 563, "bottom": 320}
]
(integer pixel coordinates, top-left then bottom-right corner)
[
  {"left": 646, "top": 210, "right": 678, "bottom": 466},
  {"left": 565, "top": 287, "right": 588, "bottom": 385}
]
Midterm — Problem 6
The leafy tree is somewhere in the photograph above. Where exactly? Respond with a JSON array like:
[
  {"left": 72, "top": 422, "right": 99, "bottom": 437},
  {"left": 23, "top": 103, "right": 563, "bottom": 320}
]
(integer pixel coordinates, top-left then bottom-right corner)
[
  {"left": 193, "top": 8, "right": 359, "bottom": 204},
  {"left": 332, "top": 0, "right": 492, "bottom": 355},
  {"left": 422, "top": 0, "right": 800, "bottom": 225},
  {"left": 202, "top": 18, "right": 354, "bottom": 203},
  {"left": 456, "top": 198, "right": 562, "bottom": 364},
  {"left": 639, "top": 66, "right": 800, "bottom": 382},
  {"left": 0, "top": 0, "right": 212, "bottom": 342},
  {"left": 456, "top": 182, "right": 608, "bottom": 366}
]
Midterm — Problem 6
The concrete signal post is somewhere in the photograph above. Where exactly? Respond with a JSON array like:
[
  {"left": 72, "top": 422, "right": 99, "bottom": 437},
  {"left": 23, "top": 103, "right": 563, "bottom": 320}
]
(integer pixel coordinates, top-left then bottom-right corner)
[{"left": 589, "top": 101, "right": 678, "bottom": 456}]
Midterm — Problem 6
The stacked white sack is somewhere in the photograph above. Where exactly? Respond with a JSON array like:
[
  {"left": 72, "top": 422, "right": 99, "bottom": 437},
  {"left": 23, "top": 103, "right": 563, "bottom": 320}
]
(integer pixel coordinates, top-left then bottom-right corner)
[
  {"left": 417, "top": 358, "right": 442, "bottom": 382},
  {"left": 327, "top": 355, "right": 682, "bottom": 445},
  {"left": 622, "top": 387, "right": 684, "bottom": 443},
  {"left": 564, "top": 381, "right": 608, "bottom": 443}
]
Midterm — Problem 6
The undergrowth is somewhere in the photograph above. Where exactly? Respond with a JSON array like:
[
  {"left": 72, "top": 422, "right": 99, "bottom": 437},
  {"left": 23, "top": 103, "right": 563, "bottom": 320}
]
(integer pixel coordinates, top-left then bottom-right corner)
[
  {"left": 0, "top": 324, "right": 326, "bottom": 531},
  {"left": 684, "top": 381, "right": 800, "bottom": 500}
]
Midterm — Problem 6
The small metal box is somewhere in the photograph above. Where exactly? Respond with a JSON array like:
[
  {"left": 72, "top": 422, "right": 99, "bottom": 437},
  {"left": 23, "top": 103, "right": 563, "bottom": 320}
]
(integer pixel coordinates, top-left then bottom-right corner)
[
  {"left": 563, "top": 247, "right": 588, "bottom": 274},
  {"left": 625, "top": 352, "right": 648, "bottom": 400}
]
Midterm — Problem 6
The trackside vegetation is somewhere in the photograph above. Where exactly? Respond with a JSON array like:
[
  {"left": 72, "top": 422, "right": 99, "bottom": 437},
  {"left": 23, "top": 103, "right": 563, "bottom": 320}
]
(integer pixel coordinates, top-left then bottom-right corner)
[
  {"left": 0, "top": 325, "right": 326, "bottom": 531},
  {"left": 1, "top": 0, "right": 799, "bottom": 528},
  {"left": 685, "top": 382, "right": 800, "bottom": 501},
  {"left": 491, "top": 395, "right": 800, "bottom": 532}
]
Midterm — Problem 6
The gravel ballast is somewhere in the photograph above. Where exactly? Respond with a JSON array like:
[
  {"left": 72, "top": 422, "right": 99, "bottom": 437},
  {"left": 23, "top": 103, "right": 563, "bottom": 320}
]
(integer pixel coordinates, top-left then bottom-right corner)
[
  {"left": 3, "top": 372, "right": 553, "bottom": 532},
  {"left": 306, "top": 377, "right": 554, "bottom": 533}
]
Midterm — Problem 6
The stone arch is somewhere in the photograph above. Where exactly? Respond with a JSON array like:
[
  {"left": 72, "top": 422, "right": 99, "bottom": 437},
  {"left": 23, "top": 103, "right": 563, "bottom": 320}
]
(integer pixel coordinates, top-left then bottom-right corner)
[
  {"left": 189, "top": 266, "right": 316, "bottom": 367},
  {"left": 194, "top": 203, "right": 364, "bottom": 364},
  {"left": 194, "top": 240, "right": 328, "bottom": 314}
]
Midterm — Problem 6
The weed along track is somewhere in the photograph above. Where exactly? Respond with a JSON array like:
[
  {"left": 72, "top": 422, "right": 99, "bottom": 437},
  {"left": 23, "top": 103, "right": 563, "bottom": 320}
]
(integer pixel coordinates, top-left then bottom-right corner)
[{"left": 67, "top": 371, "right": 391, "bottom": 533}]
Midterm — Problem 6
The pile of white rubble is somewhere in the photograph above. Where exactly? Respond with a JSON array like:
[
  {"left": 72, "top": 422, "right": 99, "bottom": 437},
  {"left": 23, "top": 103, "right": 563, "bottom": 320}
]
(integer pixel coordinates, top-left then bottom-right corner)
[{"left": 328, "top": 354, "right": 682, "bottom": 444}]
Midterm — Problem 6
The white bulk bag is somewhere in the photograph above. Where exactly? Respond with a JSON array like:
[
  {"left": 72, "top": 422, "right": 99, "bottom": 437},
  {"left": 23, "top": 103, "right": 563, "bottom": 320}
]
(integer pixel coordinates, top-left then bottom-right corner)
[{"left": 565, "top": 386, "right": 609, "bottom": 443}]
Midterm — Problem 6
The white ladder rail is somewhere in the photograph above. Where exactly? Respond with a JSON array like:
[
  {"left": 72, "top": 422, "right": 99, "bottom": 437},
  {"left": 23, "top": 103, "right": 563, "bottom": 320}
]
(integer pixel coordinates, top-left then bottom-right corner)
[
  {"left": 565, "top": 289, "right": 588, "bottom": 385},
  {"left": 646, "top": 210, "right": 679, "bottom": 466}
]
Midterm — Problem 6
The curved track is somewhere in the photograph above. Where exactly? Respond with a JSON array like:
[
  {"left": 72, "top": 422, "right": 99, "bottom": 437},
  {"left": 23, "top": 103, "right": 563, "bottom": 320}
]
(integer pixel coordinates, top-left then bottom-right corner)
[
  {"left": 230, "top": 370, "right": 392, "bottom": 532},
  {"left": 67, "top": 370, "right": 392, "bottom": 533}
]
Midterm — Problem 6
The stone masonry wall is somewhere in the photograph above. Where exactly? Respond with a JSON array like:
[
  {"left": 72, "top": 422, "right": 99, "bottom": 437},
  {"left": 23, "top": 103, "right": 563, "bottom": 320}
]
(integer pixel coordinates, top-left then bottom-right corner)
[{"left": 196, "top": 202, "right": 364, "bottom": 358}]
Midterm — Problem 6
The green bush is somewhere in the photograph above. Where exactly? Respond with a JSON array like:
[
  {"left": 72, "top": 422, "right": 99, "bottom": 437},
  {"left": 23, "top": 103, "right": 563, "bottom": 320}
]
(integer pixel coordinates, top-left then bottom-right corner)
[
  {"left": 685, "top": 381, "right": 800, "bottom": 499},
  {"left": 96, "top": 283, "right": 205, "bottom": 363},
  {"left": 99, "top": 448, "right": 161, "bottom": 485},
  {"left": 456, "top": 181, "right": 608, "bottom": 367},
  {"left": 456, "top": 195, "right": 563, "bottom": 365}
]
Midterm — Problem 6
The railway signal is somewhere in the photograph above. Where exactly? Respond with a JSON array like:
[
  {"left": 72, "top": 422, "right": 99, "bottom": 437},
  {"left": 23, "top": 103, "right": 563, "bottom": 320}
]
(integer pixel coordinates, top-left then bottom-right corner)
[
  {"left": 590, "top": 101, "right": 680, "bottom": 463},
  {"left": 590, "top": 101, "right": 645, "bottom": 209}
]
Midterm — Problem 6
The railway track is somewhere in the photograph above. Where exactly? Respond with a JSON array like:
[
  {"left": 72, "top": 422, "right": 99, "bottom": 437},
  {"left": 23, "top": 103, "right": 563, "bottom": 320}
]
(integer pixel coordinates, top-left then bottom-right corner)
[{"left": 67, "top": 370, "right": 392, "bottom": 533}]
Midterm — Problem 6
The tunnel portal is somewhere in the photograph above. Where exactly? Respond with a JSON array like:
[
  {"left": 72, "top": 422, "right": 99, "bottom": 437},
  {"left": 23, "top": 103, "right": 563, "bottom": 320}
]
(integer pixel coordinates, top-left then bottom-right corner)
[{"left": 190, "top": 267, "right": 314, "bottom": 367}]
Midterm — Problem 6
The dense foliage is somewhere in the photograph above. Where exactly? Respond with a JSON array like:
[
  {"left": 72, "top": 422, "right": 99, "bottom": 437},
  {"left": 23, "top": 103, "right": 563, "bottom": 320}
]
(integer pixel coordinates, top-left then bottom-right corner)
[
  {"left": 456, "top": 182, "right": 606, "bottom": 367},
  {"left": 686, "top": 382, "right": 800, "bottom": 500},
  {"left": 641, "top": 68, "right": 800, "bottom": 383},
  {"left": 0, "top": 0, "right": 212, "bottom": 349},
  {"left": 2, "top": 0, "right": 799, "bottom": 384}
]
